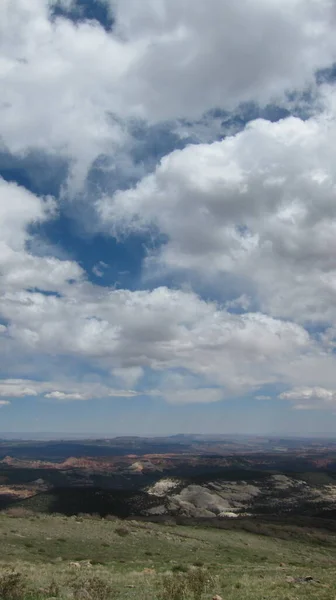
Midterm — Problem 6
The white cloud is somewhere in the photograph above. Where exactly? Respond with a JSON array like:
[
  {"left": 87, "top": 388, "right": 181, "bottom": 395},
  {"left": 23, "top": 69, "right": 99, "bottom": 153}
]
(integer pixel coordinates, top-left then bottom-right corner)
[
  {"left": 1, "top": 0, "right": 336, "bottom": 187},
  {"left": 0, "top": 379, "right": 139, "bottom": 401},
  {"left": 0, "top": 400, "right": 11, "bottom": 407},
  {"left": 0, "top": 173, "right": 336, "bottom": 407},
  {"left": 99, "top": 97, "right": 336, "bottom": 324},
  {"left": 0, "top": 0, "right": 133, "bottom": 189},
  {"left": 2, "top": 117, "right": 336, "bottom": 408},
  {"left": 3, "top": 2, "right": 336, "bottom": 412},
  {"left": 280, "top": 386, "right": 336, "bottom": 410},
  {"left": 0, "top": 179, "right": 315, "bottom": 402},
  {"left": 0, "top": 178, "right": 54, "bottom": 249},
  {"left": 45, "top": 391, "right": 86, "bottom": 400},
  {"left": 0, "top": 380, "right": 38, "bottom": 397},
  {"left": 112, "top": 0, "right": 336, "bottom": 120},
  {"left": 0, "top": 178, "right": 83, "bottom": 297},
  {"left": 0, "top": 284, "right": 311, "bottom": 396},
  {"left": 92, "top": 261, "right": 109, "bottom": 277}
]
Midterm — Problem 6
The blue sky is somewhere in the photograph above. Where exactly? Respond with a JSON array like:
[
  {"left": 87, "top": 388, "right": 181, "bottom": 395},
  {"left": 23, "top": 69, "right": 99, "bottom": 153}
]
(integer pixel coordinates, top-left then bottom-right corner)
[{"left": 2, "top": 0, "right": 336, "bottom": 436}]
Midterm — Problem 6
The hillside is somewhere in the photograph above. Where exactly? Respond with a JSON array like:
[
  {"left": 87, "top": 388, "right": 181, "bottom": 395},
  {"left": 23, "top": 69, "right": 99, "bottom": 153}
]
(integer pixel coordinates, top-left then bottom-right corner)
[
  {"left": 0, "top": 511, "right": 336, "bottom": 599},
  {"left": 2, "top": 467, "right": 336, "bottom": 520},
  {"left": 1, "top": 440, "right": 336, "bottom": 598},
  {"left": 2, "top": 437, "right": 336, "bottom": 521}
]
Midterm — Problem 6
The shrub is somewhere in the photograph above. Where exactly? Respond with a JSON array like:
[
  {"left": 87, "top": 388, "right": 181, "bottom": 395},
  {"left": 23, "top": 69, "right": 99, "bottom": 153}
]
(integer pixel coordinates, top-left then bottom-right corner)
[
  {"left": 114, "top": 526, "right": 129, "bottom": 537},
  {"left": 71, "top": 576, "right": 113, "bottom": 600},
  {"left": 158, "top": 567, "right": 213, "bottom": 600},
  {"left": 0, "top": 570, "right": 28, "bottom": 600},
  {"left": 185, "top": 567, "right": 212, "bottom": 600},
  {"left": 171, "top": 564, "right": 188, "bottom": 573},
  {"left": 158, "top": 572, "right": 189, "bottom": 600},
  {"left": 84, "top": 513, "right": 101, "bottom": 521},
  {"left": 75, "top": 513, "right": 101, "bottom": 521},
  {"left": 39, "top": 579, "right": 61, "bottom": 598}
]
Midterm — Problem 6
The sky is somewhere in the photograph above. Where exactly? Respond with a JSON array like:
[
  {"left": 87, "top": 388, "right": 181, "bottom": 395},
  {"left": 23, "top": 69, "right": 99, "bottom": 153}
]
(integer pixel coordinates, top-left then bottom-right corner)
[{"left": 2, "top": 1, "right": 336, "bottom": 436}]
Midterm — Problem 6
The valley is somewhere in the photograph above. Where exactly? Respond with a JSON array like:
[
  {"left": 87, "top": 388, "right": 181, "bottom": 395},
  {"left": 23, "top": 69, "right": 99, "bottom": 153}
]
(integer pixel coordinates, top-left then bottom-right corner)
[
  {"left": 1, "top": 436, "right": 336, "bottom": 599},
  {"left": 1, "top": 436, "right": 336, "bottom": 521}
]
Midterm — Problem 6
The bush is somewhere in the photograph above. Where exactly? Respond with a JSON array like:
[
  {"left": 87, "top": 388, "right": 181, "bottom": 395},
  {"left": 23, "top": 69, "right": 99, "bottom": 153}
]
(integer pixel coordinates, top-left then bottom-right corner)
[
  {"left": 158, "top": 572, "right": 188, "bottom": 600},
  {"left": 158, "top": 567, "right": 213, "bottom": 600},
  {"left": 71, "top": 576, "right": 113, "bottom": 600},
  {"left": 0, "top": 570, "right": 28, "bottom": 600},
  {"left": 87, "top": 513, "right": 102, "bottom": 521},
  {"left": 185, "top": 567, "right": 213, "bottom": 600},
  {"left": 114, "top": 526, "right": 130, "bottom": 537},
  {"left": 76, "top": 513, "right": 101, "bottom": 521},
  {"left": 39, "top": 580, "right": 61, "bottom": 598},
  {"left": 171, "top": 564, "right": 188, "bottom": 573}
]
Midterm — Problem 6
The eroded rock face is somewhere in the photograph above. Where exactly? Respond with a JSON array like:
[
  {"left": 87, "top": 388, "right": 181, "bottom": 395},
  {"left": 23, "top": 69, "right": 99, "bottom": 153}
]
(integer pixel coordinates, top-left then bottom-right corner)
[
  {"left": 165, "top": 481, "right": 259, "bottom": 517},
  {"left": 144, "top": 476, "right": 336, "bottom": 518},
  {"left": 147, "top": 479, "right": 179, "bottom": 497}
]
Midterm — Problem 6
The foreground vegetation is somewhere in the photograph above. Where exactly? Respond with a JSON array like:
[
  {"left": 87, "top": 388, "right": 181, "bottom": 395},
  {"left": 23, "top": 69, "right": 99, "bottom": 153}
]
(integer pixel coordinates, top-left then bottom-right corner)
[{"left": 0, "top": 509, "right": 335, "bottom": 599}]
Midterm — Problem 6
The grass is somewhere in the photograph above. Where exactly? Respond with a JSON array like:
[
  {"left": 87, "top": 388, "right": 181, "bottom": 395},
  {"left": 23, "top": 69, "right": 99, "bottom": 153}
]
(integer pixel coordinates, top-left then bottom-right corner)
[{"left": 0, "top": 511, "right": 335, "bottom": 598}]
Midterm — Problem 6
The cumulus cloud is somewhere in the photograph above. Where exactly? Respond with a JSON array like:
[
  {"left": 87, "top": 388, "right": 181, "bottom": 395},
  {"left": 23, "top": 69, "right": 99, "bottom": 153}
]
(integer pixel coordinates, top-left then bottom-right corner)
[
  {"left": 0, "top": 379, "right": 139, "bottom": 401},
  {"left": 0, "top": 175, "right": 329, "bottom": 405},
  {"left": 0, "top": 283, "right": 311, "bottom": 396},
  {"left": 44, "top": 389, "right": 139, "bottom": 400},
  {"left": 0, "top": 178, "right": 83, "bottom": 297},
  {"left": 99, "top": 98, "right": 336, "bottom": 324},
  {"left": 0, "top": 166, "right": 336, "bottom": 409},
  {"left": 1, "top": 0, "right": 336, "bottom": 187},
  {"left": 0, "top": 0, "right": 132, "bottom": 188},
  {"left": 0, "top": 380, "right": 38, "bottom": 398},
  {"left": 44, "top": 391, "right": 87, "bottom": 401},
  {"left": 0, "top": 378, "right": 222, "bottom": 405},
  {"left": 2, "top": 112, "right": 336, "bottom": 407},
  {"left": 3, "top": 1, "right": 336, "bottom": 414},
  {"left": 280, "top": 387, "right": 336, "bottom": 410},
  {"left": 112, "top": 0, "right": 336, "bottom": 120},
  {"left": 0, "top": 178, "right": 54, "bottom": 249}
]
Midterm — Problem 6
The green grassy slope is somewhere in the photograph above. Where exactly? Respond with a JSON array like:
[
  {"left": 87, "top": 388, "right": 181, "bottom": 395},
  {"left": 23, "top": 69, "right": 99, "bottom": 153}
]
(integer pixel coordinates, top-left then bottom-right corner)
[{"left": 0, "top": 511, "right": 335, "bottom": 599}]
